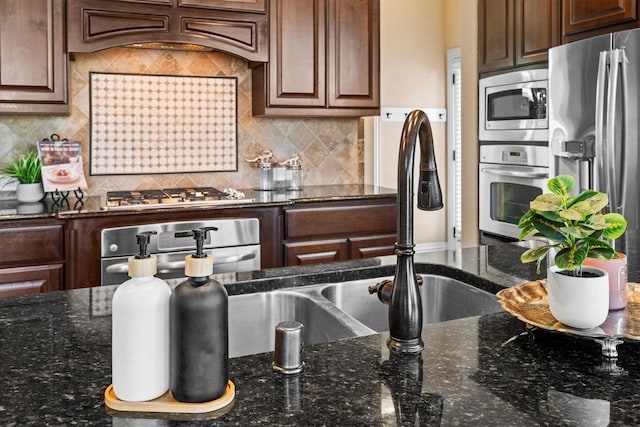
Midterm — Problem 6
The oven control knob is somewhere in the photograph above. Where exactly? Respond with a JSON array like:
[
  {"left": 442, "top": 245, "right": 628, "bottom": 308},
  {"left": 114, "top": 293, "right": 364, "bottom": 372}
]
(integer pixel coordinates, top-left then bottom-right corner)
[{"left": 109, "top": 244, "right": 119, "bottom": 253}]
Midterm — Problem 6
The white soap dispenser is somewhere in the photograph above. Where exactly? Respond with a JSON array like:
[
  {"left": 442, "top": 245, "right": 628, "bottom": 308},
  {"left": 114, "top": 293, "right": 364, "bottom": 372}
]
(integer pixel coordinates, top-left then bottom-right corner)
[{"left": 112, "top": 231, "right": 172, "bottom": 402}]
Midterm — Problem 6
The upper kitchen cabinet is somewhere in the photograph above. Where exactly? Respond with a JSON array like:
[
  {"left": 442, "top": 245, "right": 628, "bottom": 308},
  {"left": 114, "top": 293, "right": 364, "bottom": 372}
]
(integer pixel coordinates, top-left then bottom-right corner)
[
  {"left": 0, "top": 0, "right": 68, "bottom": 114},
  {"left": 562, "top": 0, "right": 639, "bottom": 43},
  {"left": 251, "top": 0, "right": 380, "bottom": 117},
  {"left": 478, "top": 0, "right": 561, "bottom": 74},
  {"left": 66, "top": 0, "right": 268, "bottom": 61}
]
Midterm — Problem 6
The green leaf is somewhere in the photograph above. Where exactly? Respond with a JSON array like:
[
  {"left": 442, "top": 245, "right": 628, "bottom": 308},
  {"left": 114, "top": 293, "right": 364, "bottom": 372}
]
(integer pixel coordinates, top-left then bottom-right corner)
[
  {"left": 567, "top": 190, "right": 598, "bottom": 207},
  {"left": 530, "top": 216, "right": 565, "bottom": 242},
  {"left": 585, "top": 238, "right": 616, "bottom": 261},
  {"left": 555, "top": 240, "right": 589, "bottom": 271},
  {"left": 1, "top": 150, "right": 41, "bottom": 184},
  {"left": 530, "top": 194, "right": 563, "bottom": 212},
  {"left": 548, "top": 175, "right": 574, "bottom": 197},
  {"left": 584, "top": 192, "right": 608, "bottom": 214},
  {"left": 584, "top": 214, "right": 607, "bottom": 230},
  {"left": 560, "top": 225, "right": 594, "bottom": 239},
  {"left": 520, "top": 245, "right": 552, "bottom": 264},
  {"left": 602, "top": 213, "right": 627, "bottom": 239},
  {"left": 517, "top": 210, "right": 533, "bottom": 228},
  {"left": 559, "top": 204, "right": 589, "bottom": 221}
]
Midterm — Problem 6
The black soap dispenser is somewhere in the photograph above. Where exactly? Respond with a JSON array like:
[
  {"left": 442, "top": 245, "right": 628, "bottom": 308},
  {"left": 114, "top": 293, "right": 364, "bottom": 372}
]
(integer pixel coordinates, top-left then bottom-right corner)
[{"left": 170, "top": 226, "right": 229, "bottom": 403}]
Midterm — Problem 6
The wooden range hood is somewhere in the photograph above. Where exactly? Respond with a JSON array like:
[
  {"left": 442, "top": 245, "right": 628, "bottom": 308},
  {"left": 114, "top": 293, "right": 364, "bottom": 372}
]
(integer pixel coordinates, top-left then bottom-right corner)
[{"left": 66, "top": 0, "right": 269, "bottom": 62}]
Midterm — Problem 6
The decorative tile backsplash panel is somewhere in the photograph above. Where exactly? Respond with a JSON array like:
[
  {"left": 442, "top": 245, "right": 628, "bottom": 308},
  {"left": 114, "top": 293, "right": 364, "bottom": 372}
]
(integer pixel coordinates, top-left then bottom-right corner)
[
  {"left": 90, "top": 72, "right": 237, "bottom": 175},
  {"left": 0, "top": 48, "right": 362, "bottom": 196}
]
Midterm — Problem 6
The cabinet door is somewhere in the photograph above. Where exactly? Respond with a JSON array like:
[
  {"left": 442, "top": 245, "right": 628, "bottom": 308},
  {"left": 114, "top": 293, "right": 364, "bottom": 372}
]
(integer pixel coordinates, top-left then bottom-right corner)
[
  {"left": 326, "top": 0, "right": 379, "bottom": 108},
  {"left": 562, "top": 0, "right": 638, "bottom": 42},
  {"left": 478, "top": 0, "right": 514, "bottom": 72},
  {"left": 349, "top": 234, "right": 396, "bottom": 259},
  {"left": 264, "top": 0, "right": 326, "bottom": 108},
  {"left": 0, "top": 264, "right": 63, "bottom": 297},
  {"left": 0, "top": 0, "right": 68, "bottom": 114},
  {"left": 515, "top": 0, "right": 560, "bottom": 66},
  {"left": 284, "top": 239, "right": 349, "bottom": 266},
  {"left": 0, "top": 224, "right": 65, "bottom": 267}
]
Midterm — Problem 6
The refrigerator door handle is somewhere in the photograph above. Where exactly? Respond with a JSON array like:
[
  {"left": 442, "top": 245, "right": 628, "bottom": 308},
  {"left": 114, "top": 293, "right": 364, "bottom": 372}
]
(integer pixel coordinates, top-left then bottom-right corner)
[
  {"left": 606, "top": 49, "right": 620, "bottom": 212},
  {"left": 618, "top": 49, "right": 629, "bottom": 212},
  {"left": 595, "top": 50, "right": 608, "bottom": 193}
]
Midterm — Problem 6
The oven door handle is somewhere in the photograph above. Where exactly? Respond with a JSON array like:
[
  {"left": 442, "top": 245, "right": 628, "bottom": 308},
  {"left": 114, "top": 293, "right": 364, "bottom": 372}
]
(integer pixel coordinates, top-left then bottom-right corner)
[
  {"left": 105, "top": 252, "right": 257, "bottom": 274},
  {"left": 480, "top": 168, "right": 548, "bottom": 179}
]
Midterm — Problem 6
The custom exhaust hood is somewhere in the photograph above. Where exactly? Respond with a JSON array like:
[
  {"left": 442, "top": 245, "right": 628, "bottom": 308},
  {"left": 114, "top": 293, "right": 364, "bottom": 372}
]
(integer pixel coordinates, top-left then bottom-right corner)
[{"left": 66, "top": 0, "right": 269, "bottom": 62}]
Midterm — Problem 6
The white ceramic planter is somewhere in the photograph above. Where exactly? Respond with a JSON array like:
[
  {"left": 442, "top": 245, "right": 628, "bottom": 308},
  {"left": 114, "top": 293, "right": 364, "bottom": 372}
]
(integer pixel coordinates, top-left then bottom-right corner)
[
  {"left": 16, "top": 183, "right": 44, "bottom": 203},
  {"left": 547, "top": 265, "right": 609, "bottom": 329}
]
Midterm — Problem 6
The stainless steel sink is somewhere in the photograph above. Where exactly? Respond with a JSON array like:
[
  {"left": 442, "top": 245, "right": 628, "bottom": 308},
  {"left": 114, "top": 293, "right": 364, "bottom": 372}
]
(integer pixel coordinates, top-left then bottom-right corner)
[
  {"left": 228, "top": 291, "right": 373, "bottom": 358},
  {"left": 227, "top": 274, "right": 502, "bottom": 358},
  {"left": 320, "top": 275, "right": 503, "bottom": 332}
]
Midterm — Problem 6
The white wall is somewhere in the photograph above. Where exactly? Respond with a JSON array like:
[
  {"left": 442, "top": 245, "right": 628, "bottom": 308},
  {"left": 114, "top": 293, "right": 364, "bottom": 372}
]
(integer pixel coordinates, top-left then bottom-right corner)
[
  {"left": 369, "top": 0, "right": 448, "bottom": 246},
  {"left": 366, "top": 0, "right": 479, "bottom": 248}
]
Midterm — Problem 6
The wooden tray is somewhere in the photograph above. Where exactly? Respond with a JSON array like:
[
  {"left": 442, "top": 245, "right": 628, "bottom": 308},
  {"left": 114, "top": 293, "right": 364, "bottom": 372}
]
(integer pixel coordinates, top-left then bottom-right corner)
[
  {"left": 497, "top": 281, "right": 640, "bottom": 340},
  {"left": 105, "top": 380, "right": 235, "bottom": 416}
]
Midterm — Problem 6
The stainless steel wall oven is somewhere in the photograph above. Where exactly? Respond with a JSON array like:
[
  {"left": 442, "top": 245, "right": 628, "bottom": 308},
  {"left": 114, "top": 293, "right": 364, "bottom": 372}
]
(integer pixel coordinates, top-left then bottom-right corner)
[
  {"left": 479, "top": 144, "right": 549, "bottom": 242},
  {"left": 101, "top": 218, "right": 260, "bottom": 286}
]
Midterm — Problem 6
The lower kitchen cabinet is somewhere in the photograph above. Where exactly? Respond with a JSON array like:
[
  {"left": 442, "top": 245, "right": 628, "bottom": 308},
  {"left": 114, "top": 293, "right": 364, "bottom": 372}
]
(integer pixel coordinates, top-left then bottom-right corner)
[
  {"left": 0, "top": 219, "right": 65, "bottom": 297},
  {"left": 284, "top": 239, "right": 349, "bottom": 265},
  {"left": 283, "top": 198, "right": 397, "bottom": 267},
  {"left": 0, "top": 264, "right": 63, "bottom": 297},
  {"left": 349, "top": 234, "right": 396, "bottom": 259}
]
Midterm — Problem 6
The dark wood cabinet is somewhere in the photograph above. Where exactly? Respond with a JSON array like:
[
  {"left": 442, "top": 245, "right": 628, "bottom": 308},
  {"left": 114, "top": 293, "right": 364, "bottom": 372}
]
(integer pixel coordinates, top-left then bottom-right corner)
[
  {"left": 283, "top": 198, "right": 396, "bottom": 267},
  {"left": 515, "top": 0, "right": 561, "bottom": 66},
  {"left": 478, "top": 0, "right": 514, "bottom": 72},
  {"left": 251, "top": 0, "right": 380, "bottom": 117},
  {"left": 562, "top": 0, "right": 638, "bottom": 43},
  {"left": 0, "top": 220, "right": 65, "bottom": 297},
  {"left": 479, "top": 0, "right": 560, "bottom": 73},
  {"left": 66, "top": 0, "right": 268, "bottom": 61},
  {"left": 0, "top": 0, "right": 68, "bottom": 114}
]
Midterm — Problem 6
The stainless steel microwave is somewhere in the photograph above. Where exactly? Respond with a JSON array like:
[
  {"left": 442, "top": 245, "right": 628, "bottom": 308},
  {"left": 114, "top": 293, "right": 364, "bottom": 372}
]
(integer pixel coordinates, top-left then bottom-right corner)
[{"left": 479, "top": 69, "right": 548, "bottom": 142}]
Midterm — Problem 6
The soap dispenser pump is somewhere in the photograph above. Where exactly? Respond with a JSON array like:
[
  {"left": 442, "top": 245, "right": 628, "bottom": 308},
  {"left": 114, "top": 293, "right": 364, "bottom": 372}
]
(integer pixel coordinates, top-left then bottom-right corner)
[
  {"left": 170, "top": 227, "right": 229, "bottom": 403},
  {"left": 112, "top": 231, "right": 172, "bottom": 402}
]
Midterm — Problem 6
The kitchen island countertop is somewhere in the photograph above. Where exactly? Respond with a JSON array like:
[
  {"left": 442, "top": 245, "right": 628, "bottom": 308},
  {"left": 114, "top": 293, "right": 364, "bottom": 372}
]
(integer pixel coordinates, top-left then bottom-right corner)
[{"left": 2, "top": 237, "right": 640, "bottom": 425}]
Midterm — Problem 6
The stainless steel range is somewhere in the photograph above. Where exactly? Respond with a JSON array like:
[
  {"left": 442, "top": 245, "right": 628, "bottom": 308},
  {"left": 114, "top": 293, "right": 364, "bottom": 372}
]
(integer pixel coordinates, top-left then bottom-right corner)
[
  {"left": 101, "top": 218, "right": 260, "bottom": 285},
  {"left": 101, "top": 187, "right": 252, "bottom": 210}
]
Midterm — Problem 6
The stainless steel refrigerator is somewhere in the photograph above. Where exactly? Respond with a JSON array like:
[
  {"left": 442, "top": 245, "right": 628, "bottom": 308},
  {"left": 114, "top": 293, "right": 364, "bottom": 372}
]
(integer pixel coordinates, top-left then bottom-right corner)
[{"left": 549, "top": 29, "right": 640, "bottom": 231}]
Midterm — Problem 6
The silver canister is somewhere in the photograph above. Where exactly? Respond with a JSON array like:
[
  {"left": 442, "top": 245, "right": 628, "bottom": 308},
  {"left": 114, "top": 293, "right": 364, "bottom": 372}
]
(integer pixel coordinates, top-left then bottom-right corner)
[
  {"left": 286, "top": 164, "right": 303, "bottom": 191},
  {"left": 255, "top": 162, "right": 273, "bottom": 191},
  {"left": 272, "top": 320, "right": 305, "bottom": 374}
]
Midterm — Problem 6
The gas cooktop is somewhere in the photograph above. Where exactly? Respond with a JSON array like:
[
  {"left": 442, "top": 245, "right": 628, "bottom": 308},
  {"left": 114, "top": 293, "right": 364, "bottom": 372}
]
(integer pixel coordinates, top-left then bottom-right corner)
[{"left": 102, "top": 187, "right": 251, "bottom": 210}]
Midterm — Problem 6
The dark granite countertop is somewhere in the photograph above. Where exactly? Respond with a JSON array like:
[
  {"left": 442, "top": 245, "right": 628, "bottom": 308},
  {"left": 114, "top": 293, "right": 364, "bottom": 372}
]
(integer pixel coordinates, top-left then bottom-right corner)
[
  {"left": 0, "top": 184, "right": 396, "bottom": 220},
  {"left": 2, "top": 237, "right": 640, "bottom": 425}
]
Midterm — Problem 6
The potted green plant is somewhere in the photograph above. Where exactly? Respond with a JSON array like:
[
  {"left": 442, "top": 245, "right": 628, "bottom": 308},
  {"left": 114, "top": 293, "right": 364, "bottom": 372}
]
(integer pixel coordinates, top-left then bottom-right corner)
[
  {"left": 518, "top": 174, "right": 627, "bottom": 329},
  {"left": 1, "top": 150, "right": 45, "bottom": 203}
]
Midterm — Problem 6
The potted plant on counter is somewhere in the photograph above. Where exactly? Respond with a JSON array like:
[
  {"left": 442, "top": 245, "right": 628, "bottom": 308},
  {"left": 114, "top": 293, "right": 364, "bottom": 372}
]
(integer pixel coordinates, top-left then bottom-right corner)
[
  {"left": 517, "top": 175, "right": 627, "bottom": 329},
  {"left": 1, "top": 150, "right": 44, "bottom": 203}
]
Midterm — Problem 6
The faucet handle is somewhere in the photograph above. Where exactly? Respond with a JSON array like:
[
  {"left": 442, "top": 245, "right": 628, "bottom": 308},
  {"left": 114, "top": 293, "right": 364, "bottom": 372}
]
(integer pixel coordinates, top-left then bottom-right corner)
[{"left": 368, "top": 279, "right": 394, "bottom": 304}]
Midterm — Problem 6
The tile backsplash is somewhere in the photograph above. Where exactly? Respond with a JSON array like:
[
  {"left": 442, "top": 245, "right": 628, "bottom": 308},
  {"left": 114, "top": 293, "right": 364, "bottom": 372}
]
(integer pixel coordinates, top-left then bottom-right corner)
[{"left": 0, "top": 48, "right": 362, "bottom": 196}]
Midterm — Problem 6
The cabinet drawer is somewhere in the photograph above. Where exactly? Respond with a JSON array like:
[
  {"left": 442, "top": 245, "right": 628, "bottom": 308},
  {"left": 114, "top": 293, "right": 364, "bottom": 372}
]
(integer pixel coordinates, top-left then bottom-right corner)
[
  {"left": 285, "top": 204, "right": 396, "bottom": 239},
  {"left": 284, "top": 239, "right": 349, "bottom": 266},
  {"left": 0, "top": 264, "right": 63, "bottom": 297},
  {"left": 349, "top": 234, "right": 396, "bottom": 259},
  {"left": 0, "top": 225, "right": 64, "bottom": 266}
]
